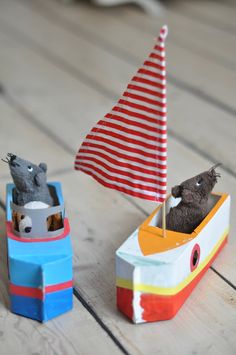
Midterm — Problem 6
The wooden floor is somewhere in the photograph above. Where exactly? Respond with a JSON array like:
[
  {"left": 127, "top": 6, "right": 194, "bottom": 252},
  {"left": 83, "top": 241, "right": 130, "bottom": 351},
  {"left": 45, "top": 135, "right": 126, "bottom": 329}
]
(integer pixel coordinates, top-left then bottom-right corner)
[{"left": 0, "top": 0, "right": 236, "bottom": 353}]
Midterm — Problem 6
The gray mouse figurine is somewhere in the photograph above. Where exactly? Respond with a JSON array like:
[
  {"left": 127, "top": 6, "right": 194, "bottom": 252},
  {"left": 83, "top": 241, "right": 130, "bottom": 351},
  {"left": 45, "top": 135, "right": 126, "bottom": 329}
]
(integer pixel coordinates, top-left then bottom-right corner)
[
  {"left": 166, "top": 164, "right": 221, "bottom": 234},
  {"left": 2, "top": 153, "right": 53, "bottom": 206}
]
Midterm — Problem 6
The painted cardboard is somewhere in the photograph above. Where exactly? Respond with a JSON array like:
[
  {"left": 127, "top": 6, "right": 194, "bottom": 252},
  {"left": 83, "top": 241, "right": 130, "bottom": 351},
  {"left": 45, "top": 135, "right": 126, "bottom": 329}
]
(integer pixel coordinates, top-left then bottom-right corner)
[
  {"left": 6, "top": 182, "right": 73, "bottom": 322},
  {"left": 116, "top": 193, "right": 230, "bottom": 323}
]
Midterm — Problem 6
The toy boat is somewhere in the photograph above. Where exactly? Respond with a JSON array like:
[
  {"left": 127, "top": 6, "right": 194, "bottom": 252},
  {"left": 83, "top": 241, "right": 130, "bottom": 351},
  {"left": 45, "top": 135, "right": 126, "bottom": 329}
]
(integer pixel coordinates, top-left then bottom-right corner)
[
  {"left": 74, "top": 26, "right": 230, "bottom": 323},
  {"left": 116, "top": 192, "right": 230, "bottom": 323},
  {"left": 6, "top": 182, "right": 73, "bottom": 322}
]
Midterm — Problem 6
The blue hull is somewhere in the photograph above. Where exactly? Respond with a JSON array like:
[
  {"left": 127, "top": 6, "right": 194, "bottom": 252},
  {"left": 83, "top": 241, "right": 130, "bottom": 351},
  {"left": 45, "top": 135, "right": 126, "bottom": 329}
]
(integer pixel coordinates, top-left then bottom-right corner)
[{"left": 6, "top": 182, "right": 73, "bottom": 322}]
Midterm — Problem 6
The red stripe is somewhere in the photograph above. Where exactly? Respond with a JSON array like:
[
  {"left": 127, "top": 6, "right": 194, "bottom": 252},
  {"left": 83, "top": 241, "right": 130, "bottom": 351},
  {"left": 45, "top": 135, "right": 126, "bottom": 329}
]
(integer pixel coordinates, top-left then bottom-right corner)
[
  {"left": 98, "top": 120, "right": 166, "bottom": 142},
  {"left": 154, "top": 44, "right": 165, "bottom": 52},
  {"left": 124, "top": 90, "right": 166, "bottom": 106},
  {"left": 118, "top": 99, "right": 167, "bottom": 117},
  {"left": 7, "top": 218, "right": 70, "bottom": 243},
  {"left": 77, "top": 156, "right": 166, "bottom": 185},
  {"left": 127, "top": 85, "right": 166, "bottom": 100},
  {"left": 144, "top": 61, "right": 165, "bottom": 72},
  {"left": 10, "top": 284, "right": 42, "bottom": 299},
  {"left": 112, "top": 107, "right": 166, "bottom": 126},
  {"left": 10, "top": 280, "right": 73, "bottom": 300},
  {"left": 132, "top": 76, "right": 165, "bottom": 90},
  {"left": 79, "top": 163, "right": 165, "bottom": 193},
  {"left": 89, "top": 128, "right": 167, "bottom": 150},
  {"left": 150, "top": 52, "right": 164, "bottom": 61},
  {"left": 79, "top": 168, "right": 166, "bottom": 201},
  {"left": 79, "top": 143, "right": 167, "bottom": 169},
  {"left": 138, "top": 68, "right": 165, "bottom": 81},
  {"left": 105, "top": 113, "right": 166, "bottom": 135},
  {"left": 77, "top": 149, "right": 167, "bottom": 178},
  {"left": 45, "top": 280, "right": 73, "bottom": 293}
]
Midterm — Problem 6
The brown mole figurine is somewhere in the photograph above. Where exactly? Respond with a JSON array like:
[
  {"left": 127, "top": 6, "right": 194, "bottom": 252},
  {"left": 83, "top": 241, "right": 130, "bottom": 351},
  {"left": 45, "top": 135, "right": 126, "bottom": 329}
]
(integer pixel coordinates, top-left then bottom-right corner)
[{"left": 166, "top": 164, "right": 221, "bottom": 234}]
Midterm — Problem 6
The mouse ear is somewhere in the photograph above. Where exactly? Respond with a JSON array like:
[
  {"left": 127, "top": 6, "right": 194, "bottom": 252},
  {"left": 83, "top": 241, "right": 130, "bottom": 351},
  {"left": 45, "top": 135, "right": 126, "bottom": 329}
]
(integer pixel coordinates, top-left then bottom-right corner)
[
  {"left": 39, "top": 162, "right": 47, "bottom": 173},
  {"left": 34, "top": 172, "right": 46, "bottom": 187}
]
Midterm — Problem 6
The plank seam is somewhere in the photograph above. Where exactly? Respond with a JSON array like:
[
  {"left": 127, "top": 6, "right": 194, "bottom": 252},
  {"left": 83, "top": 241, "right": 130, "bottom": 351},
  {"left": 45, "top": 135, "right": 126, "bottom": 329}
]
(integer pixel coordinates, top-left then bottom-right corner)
[
  {"left": 73, "top": 288, "right": 130, "bottom": 355},
  {"left": 210, "top": 266, "right": 236, "bottom": 291},
  {"left": 0, "top": 199, "right": 5, "bottom": 211}
]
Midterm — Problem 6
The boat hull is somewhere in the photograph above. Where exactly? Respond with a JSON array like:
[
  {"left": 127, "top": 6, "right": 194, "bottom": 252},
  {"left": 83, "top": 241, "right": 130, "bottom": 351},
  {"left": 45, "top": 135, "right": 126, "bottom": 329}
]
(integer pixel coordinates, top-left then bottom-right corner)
[
  {"left": 6, "top": 182, "right": 73, "bottom": 322},
  {"left": 116, "top": 193, "right": 230, "bottom": 323}
]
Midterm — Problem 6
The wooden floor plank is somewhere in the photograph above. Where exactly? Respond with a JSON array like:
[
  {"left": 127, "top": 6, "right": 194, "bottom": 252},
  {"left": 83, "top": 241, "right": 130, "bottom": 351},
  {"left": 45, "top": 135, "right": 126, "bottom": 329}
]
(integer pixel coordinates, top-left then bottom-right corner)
[
  {"left": 19, "top": 0, "right": 236, "bottom": 110},
  {"left": 0, "top": 209, "right": 124, "bottom": 355},
  {"left": 1, "top": 0, "right": 236, "bottom": 179},
  {"left": 0, "top": 97, "right": 73, "bottom": 179},
  {"left": 175, "top": 0, "right": 236, "bottom": 34},
  {"left": 0, "top": 15, "right": 235, "bottom": 285},
  {"left": 27, "top": 0, "right": 236, "bottom": 67}
]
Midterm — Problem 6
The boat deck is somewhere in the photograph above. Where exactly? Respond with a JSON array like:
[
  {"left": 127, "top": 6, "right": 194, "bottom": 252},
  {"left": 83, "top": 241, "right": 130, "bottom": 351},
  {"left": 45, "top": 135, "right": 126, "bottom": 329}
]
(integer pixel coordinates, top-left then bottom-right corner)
[{"left": 0, "top": 0, "right": 235, "bottom": 353}]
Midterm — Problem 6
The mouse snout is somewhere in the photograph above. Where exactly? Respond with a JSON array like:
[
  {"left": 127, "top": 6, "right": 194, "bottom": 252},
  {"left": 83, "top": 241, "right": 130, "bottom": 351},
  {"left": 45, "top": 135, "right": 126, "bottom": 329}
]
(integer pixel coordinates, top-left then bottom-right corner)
[
  {"left": 1, "top": 153, "right": 17, "bottom": 165},
  {"left": 8, "top": 153, "right": 16, "bottom": 162},
  {"left": 7, "top": 154, "right": 20, "bottom": 167}
]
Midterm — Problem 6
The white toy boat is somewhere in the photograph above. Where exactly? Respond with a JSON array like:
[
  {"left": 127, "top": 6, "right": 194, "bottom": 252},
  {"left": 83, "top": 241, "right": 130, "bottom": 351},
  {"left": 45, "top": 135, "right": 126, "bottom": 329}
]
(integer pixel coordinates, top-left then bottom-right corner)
[
  {"left": 74, "top": 25, "right": 230, "bottom": 323},
  {"left": 116, "top": 192, "right": 230, "bottom": 323}
]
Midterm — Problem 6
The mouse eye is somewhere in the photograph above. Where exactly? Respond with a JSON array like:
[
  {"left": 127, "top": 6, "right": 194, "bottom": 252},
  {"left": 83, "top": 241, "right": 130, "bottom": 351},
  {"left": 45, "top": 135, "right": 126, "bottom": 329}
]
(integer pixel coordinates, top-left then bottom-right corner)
[
  {"left": 196, "top": 177, "right": 203, "bottom": 186},
  {"left": 28, "top": 166, "right": 33, "bottom": 172}
]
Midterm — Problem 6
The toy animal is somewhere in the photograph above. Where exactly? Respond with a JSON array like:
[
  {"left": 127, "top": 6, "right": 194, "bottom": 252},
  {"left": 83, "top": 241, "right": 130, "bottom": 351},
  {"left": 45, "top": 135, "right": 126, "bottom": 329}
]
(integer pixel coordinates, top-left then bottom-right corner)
[
  {"left": 2, "top": 153, "right": 53, "bottom": 206},
  {"left": 2, "top": 153, "right": 63, "bottom": 235},
  {"left": 166, "top": 164, "right": 221, "bottom": 234},
  {"left": 12, "top": 201, "right": 63, "bottom": 234}
]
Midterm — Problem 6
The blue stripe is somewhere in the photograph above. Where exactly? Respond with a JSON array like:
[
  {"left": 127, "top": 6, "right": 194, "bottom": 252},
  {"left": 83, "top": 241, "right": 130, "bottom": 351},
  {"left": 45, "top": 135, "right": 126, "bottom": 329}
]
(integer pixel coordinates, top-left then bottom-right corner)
[{"left": 10, "top": 288, "right": 73, "bottom": 322}]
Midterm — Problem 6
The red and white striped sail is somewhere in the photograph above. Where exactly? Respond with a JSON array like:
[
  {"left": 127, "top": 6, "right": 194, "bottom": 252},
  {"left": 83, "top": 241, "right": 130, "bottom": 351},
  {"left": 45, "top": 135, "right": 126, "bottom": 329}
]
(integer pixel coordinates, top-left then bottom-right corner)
[{"left": 74, "top": 25, "right": 168, "bottom": 202}]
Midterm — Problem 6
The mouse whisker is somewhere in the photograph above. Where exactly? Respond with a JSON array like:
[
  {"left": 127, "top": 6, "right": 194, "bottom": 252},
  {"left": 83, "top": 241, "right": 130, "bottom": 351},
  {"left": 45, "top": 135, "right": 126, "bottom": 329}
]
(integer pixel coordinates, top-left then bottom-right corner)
[
  {"left": 209, "top": 163, "right": 222, "bottom": 172},
  {"left": 1, "top": 159, "right": 9, "bottom": 164}
]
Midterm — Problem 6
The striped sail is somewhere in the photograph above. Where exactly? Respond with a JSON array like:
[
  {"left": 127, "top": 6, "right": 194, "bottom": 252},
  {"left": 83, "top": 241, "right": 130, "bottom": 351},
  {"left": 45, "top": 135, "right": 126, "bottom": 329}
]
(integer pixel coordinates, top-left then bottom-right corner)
[{"left": 74, "top": 25, "right": 168, "bottom": 202}]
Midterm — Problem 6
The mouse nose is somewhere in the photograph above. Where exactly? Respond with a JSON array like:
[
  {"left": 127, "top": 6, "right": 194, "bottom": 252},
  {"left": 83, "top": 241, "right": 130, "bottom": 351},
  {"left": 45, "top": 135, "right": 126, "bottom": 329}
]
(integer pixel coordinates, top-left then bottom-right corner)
[{"left": 7, "top": 153, "right": 16, "bottom": 162}]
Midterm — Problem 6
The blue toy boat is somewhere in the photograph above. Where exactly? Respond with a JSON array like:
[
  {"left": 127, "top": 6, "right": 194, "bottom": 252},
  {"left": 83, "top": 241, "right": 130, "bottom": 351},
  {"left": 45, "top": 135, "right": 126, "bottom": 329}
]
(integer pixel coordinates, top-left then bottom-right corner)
[{"left": 6, "top": 182, "right": 73, "bottom": 322}]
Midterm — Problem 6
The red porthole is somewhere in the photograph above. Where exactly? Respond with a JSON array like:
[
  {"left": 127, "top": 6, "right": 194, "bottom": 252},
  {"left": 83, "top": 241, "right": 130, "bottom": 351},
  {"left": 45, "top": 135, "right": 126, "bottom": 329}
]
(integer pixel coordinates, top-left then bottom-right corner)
[{"left": 190, "top": 244, "right": 200, "bottom": 272}]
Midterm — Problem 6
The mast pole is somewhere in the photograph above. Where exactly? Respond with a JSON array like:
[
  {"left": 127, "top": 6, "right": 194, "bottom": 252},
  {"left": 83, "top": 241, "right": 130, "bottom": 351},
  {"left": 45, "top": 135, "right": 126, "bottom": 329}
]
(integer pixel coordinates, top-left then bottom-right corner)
[{"left": 162, "top": 200, "right": 166, "bottom": 237}]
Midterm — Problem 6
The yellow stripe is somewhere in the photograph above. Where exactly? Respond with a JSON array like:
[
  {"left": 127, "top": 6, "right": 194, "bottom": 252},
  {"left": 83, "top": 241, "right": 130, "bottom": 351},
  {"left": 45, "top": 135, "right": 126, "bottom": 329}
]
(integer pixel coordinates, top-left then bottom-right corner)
[{"left": 116, "top": 228, "right": 229, "bottom": 296}]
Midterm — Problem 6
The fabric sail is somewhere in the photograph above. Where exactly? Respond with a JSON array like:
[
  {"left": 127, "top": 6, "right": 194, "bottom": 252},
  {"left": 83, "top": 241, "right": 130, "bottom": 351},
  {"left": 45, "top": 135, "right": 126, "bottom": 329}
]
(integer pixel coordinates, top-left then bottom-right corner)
[{"left": 74, "top": 25, "right": 168, "bottom": 202}]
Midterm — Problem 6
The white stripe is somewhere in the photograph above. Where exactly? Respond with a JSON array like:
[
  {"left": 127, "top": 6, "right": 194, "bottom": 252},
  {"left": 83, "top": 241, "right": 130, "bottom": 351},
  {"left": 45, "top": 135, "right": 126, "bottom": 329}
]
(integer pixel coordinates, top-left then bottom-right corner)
[
  {"left": 78, "top": 145, "right": 167, "bottom": 173},
  {"left": 126, "top": 87, "right": 166, "bottom": 104},
  {"left": 78, "top": 166, "right": 166, "bottom": 197},
  {"left": 158, "top": 41, "right": 165, "bottom": 48},
  {"left": 137, "top": 71, "right": 166, "bottom": 85},
  {"left": 143, "top": 65, "right": 166, "bottom": 77},
  {"left": 91, "top": 128, "right": 167, "bottom": 152},
  {"left": 149, "top": 55, "right": 166, "bottom": 67},
  {"left": 148, "top": 58, "right": 166, "bottom": 69},
  {"left": 121, "top": 94, "right": 167, "bottom": 110},
  {"left": 109, "top": 110, "right": 166, "bottom": 131},
  {"left": 130, "top": 80, "right": 166, "bottom": 95},
  {"left": 83, "top": 139, "right": 167, "bottom": 164},
  {"left": 76, "top": 152, "right": 167, "bottom": 182},
  {"left": 116, "top": 102, "right": 167, "bottom": 118},
  {"left": 98, "top": 120, "right": 167, "bottom": 140},
  {"left": 152, "top": 49, "right": 166, "bottom": 58},
  {"left": 76, "top": 159, "right": 165, "bottom": 189}
]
